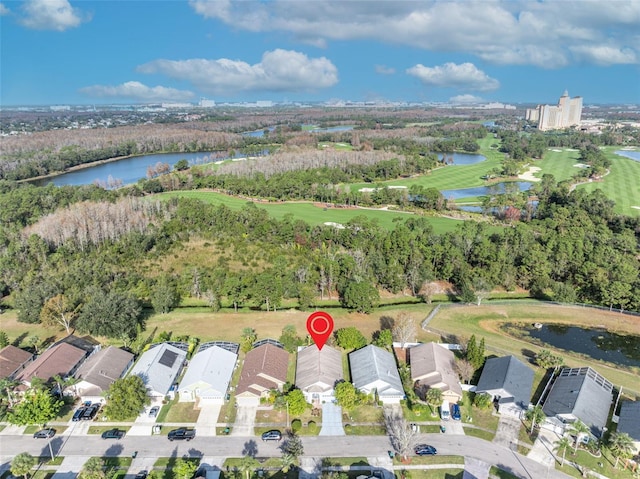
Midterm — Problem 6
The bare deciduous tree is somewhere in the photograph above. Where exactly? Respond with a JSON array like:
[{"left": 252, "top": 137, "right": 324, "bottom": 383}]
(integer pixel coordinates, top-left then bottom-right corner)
[
  {"left": 40, "top": 294, "right": 79, "bottom": 333},
  {"left": 384, "top": 407, "right": 418, "bottom": 460},
  {"left": 392, "top": 312, "right": 416, "bottom": 349}
]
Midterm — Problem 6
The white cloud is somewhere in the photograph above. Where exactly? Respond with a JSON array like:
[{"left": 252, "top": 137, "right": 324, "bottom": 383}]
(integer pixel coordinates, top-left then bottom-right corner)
[
  {"left": 570, "top": 45, "right": 637, "bottom": 66},
  {"left": 189, "top": 1, "right": 640, "bottom": 68},
  {"left": 79, "top": 81, "right": 194, "bottom": 102},
  {"left": 375, "top": 65, "right": 395, "bottom": 75},
  {"left": 19, "top": 0, "right": 88, "bottom": 31},
  {"left": 407, "top": 62, "right": 500, "bottom": 91},
  {"left": 450, "top": 94, "right": 484, "bottom": 104},
  {"left": 0, "top": 3, "right": 10, "bottom": 16},
  {"left": 137, "top": 49, "right": 338, "bottom": 95}
]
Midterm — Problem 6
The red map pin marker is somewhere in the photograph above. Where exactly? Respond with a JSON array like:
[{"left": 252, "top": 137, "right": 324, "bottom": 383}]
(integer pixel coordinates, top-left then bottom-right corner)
[{"left": 306, "top": 311, "right": 334, "bottom": 350}]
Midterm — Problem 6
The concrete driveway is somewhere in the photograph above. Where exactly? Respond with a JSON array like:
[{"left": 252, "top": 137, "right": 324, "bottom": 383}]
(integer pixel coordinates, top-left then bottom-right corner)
[
  {"left": 319, "top": 402, "right": 345, "bottom": 436},
  {"left": 230, "top": 406, "right": 257, "bottom": 436},
  {"left": 493, "top": 415, "right": 522, "bottom": 450},
  {"left": 196, "top": 403, "right": 222, "bottom": 436}
]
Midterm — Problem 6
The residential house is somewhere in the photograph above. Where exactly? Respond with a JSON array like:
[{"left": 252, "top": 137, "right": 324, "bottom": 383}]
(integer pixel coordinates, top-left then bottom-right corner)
[
  {"left": 542, "top": 367, "right": 613, "bottom": 437},
  {"left": 0, "top": 345, "right": 34, "bottom": 380},
  {"left": 475, "top": 355, "right": 534, "bottom": 415},
  {"left": 409, "top": 342, "right": 463, "bottom": 404},
  {"left": 16, "top": 342, "right": 87, "bottom": 388},
  {"left": 295, "top": 345, "right": 343, "bottom": 405},
  {"left": 236, "top": 343, "right": 289, "bottom": 407},
  {"left": 178, "top": 344, "right": 238, "bottom": 404},
  {"left": 617, "top": 401, "right": 640, "bottom": 455},
  {"left": 349, "top": 345, "right": 404, "bottom": 404},
  {"left": 128, "top": 343, "right": 187, "bottom": 399},
  {"left": 71, "top": 346, "right": 135, "bottom": 401}
]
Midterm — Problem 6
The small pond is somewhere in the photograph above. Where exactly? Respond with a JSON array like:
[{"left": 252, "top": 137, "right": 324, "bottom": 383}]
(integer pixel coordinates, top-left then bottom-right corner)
[
  {"left": 526, "top": 324, "right": 640, "bottom": 368},
  {"left": 437, "top": 152, "right": 486, "bottom": 165},
  {"left": 615, "top": 150, "right": 640, "bottom": 162},
  {"left": 441, "top": 181, "right": 532, "bottom": 200}
]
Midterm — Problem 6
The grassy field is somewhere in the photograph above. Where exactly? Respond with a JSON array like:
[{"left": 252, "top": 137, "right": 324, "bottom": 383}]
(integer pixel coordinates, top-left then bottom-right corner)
[
  {"left": 578, "top": 147, "right": 640, "bottom": 216},
  {"left": 155, "top": 190, "right": 463, "bottom": 233},
  {"left": 529, "top": 147, "right": 640, "bottom": 217},
  {"left": 348, "top": 135, "right": 504, "bottom": 193}
]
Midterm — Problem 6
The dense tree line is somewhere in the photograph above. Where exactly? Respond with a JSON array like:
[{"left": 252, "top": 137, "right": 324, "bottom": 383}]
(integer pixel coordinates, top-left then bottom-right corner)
[{"left": 1, "top": 176, "right": 638, "bottom": 343}]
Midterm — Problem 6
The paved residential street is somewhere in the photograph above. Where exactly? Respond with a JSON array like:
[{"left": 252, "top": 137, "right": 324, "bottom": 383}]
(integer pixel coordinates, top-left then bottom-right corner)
[{"left": 0, "top": 432, "right": 575, "bottom": 479}]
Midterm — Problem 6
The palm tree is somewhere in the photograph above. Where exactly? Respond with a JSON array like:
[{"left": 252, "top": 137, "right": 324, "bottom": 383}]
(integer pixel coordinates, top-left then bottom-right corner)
[
  {"left": 569, "top": 420, "right": 591, "bottom": 453},
  {"left": 0, "top": 378, "right": 20, "bottom": 408},
  {"left": 553, "top": 435, "right": 572, "bottom": 466},
  {"left": 239, "top": 455, "right": 259, "bottom": 479},
  {"left": 608, "top": 431, "right": 635, "bottom": 469},
  {"left": 525, "top": 405, "right": 546, "bottom": 434},
  {"left": 425, "top": 388, "right": 443, "bottom": 417}
]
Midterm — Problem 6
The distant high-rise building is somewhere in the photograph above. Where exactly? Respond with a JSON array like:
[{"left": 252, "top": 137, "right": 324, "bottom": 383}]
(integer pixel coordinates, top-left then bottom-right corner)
[{"left": 526, "top": 91, "right": 583, "bottom": 131}]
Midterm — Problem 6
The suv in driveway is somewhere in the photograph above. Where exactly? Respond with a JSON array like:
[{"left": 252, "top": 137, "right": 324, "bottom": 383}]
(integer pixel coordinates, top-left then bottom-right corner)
[
  {"left": 72, "top": 407, "right": 86, "bottom": 422},
  {"left": 451, "top": 403, "right": 461, "bottom": 421},
  {"left": 261, "top": 430, "right": 282, "bottom": 441}
]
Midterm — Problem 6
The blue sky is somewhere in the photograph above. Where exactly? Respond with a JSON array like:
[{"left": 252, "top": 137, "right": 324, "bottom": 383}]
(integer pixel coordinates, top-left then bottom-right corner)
[{"left": 1, "top": 0, "right": 639, "bottom": 106}]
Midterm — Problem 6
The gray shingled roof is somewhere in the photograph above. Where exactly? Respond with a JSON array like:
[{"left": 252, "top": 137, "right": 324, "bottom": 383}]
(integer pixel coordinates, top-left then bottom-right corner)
[
  {"left": 73, "top": 346, "right": 134, "bottom": 395},
  {"left": 617, "top": 401, "right": 640, "bottom": 442},
  {"left": 476, "top": 355, "right": 534, "bottom": 407},
  {"left": 409, "top": 342, "right": 462, "bottom": 399},
  {"left": 16, "top": 343, "right": 86, "bottom": 385},
  {"left": 542, "top": 367, "right": 613, "bottom": 437},
  {"left": 178, "top": 345, "right": 237, "bottom": 398},
  {"left": 129, "top": 343, "right": 186, "bottom": 396},
  {"left": 295, "top": 345, "right": 343, "bottom": 393},
  {"left": 349, "top": 345, "right": 403, "bottom": 398}
]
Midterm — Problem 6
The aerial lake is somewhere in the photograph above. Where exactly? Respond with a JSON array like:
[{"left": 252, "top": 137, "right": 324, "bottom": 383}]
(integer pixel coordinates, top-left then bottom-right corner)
[
  {"left": 442, "top": 181, "right": 532, "bottom": 200},
  {"left": 527, "top": 324, "right": 640, "bottom": 368},
  {"left": 437, "top": 152, "right": 486, "bottom": 165},
  {"left": 32, "top": 151, "right": 232, "bottom": 188},
  {"left": 615, "top": 150, "right": 640, "bottom": 162}
]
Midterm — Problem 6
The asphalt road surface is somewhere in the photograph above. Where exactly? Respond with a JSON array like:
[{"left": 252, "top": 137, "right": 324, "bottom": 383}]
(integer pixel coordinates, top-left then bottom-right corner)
[{"left": 0, "top": 433, "right": 573, "bottom": 479}]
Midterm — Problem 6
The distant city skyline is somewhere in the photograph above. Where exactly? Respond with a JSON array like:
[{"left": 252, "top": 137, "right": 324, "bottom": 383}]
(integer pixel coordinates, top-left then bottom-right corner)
[{"left": 1, "top": 0, "right": 640, "bottom": 106}]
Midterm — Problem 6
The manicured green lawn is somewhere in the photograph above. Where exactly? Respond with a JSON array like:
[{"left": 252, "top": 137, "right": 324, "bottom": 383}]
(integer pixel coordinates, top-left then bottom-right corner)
[
  {"left": 533, "top": 147, "right": 640, "bottom": 217},
  {"left": 87, "top": 426, "right": 131, "bottom": 435},
  {"left": 156, "top": 398, "right": 200, "bottom": 423},
  {"left": 395, "top": 469, "right": 464, "bottom": 479},
  {"left": 395, "top": 456, "right": 464, "bottom": 466},
  {"left": 578, "top": 148, "right": 640, "bottom": 216},
  {"left": 348, "top": 135, "right": 505, "bottom": 193},
  {"left": 155, "top": 190, "right": 462, "bottom": 233}
]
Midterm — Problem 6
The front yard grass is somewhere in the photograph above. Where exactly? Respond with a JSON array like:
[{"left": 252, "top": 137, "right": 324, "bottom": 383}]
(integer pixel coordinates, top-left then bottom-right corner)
[
  {"left": 395, "top": 469, "right": 464, "bottom": 479},
  {"left": 157, "top": 398, "right": 200, "bottom": 423},
  {"left": 556, "top": 447, "right": 637, "bottom": 479},
  {"left": 344, "top": 425, "right": 386, "bottom": 435},
  {"left": 346, "top": 405, "right": 384, "bottom": 423},
  {"left": 394, "top": 456, "right": 464, "bottom": 466}
]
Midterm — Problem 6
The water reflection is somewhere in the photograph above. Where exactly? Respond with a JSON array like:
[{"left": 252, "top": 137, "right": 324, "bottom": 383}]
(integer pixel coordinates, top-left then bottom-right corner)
[{"left": 527, "top": 324, "right": 640, "bottom": 367}]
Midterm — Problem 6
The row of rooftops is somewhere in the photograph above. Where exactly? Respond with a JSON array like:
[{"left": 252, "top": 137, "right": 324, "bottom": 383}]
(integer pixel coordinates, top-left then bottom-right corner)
[{"left": 3, "top": 336, "right": 637, "bottom": 444}]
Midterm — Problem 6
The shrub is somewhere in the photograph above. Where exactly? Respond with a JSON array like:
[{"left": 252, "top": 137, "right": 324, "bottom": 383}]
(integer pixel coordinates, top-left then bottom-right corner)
[{"left": 291, "top": 419, "right": 302, "bottom": 432}]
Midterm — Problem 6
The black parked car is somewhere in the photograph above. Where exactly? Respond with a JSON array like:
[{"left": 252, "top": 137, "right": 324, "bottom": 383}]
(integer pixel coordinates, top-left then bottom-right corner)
[
  {"left": 33, "top": 428, "right": 56, "bottom": 439},
  {"left": 261, "top": 430, "right": 282, "bottom": 442},
  {"left": 72, "top": 407, "right": 86, "bottom": 422},
  {"left": 81, "top": 403, "right": 100, "bottom": 420},
  {"left": 135, "top": 471, "right": 148, "bottom": 479},
  {"left": 101, "top": 428, "right": 125, "bottom": 439},
  {"left": 167, "top": 428, "right": 196, "bottom": 441},
  {"left": 414, "top": 444, "right": 437, "bottom": 456}
]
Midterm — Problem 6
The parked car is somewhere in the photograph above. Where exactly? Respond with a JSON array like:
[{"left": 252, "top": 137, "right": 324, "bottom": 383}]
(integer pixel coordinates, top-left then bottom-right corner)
[
  {"left": 440, "top": 400, "right": 450, "bottom": 421},
  {"left": 101, "top": 428, "right": 125, "bottom": 440},
  {"left": 414, "top": 444, "right": 437, "bottom": 456},
  {"left": 261, "top": 430, "right": 282, "bottom": 442},
  {"left": 72, "top": 407, "right": 86, "bottom": 422},
  {"left": 167, "top": 428, "right": 196, "bottom": 441},
  {"left": 82, "top": 403, "right": 100, "bottom": 420},
  {"left": 451, "top": 403, "right": 461, "bottom": 421},
  {"left": 148, "top": 406, "right": 160, "bottom": 418},
  {"left": 33, "top": 428, "right": 56, "bottom": 439},
  {"left": 135, "top": 471, "right": 148, "bottom": 479}
]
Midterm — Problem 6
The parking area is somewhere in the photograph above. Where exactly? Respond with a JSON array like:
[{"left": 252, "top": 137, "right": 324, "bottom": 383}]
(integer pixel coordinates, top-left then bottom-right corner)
[{"left": 196, "top": 403, "right": 222, "bottom": 436}]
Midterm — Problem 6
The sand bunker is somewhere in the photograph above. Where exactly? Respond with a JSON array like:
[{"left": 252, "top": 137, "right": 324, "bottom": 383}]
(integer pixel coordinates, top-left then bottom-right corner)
[{"left": 518, "top": 166, "right": 541, "bottom": 182}]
